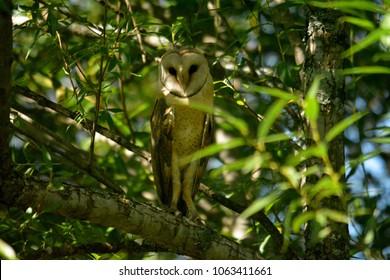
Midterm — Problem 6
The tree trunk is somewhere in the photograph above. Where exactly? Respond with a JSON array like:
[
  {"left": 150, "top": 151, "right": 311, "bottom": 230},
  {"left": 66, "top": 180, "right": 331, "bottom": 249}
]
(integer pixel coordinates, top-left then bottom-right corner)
[
  {"left": 0, "top": 0, "right": 13, "bottom": 179},
  {"left": 303, "top": 6, "right": 350, "bottom": 259}
]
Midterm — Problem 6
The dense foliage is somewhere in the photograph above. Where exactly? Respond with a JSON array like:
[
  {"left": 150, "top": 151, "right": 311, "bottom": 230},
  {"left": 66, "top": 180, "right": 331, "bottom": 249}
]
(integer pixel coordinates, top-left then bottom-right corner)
[{"left": 1, "top": 0, "right": 389, "bottom": 259}]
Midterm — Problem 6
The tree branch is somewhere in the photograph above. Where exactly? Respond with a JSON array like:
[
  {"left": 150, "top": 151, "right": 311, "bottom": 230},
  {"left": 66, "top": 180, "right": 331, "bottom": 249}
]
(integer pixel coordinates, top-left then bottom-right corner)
[
  {"left": 11, "top": 85, "right": 292, "bottom": 257},
  {"left": 199, "top": 184, "right": 298, "bottom": 259},
  {"left": 12, "top": 86, "right": 151, "bottom": 162},
  {"left": 2, "top": 173, "right": 262, "bottom": 260},
  {"left": 10, "top": 109, "right": 124, "bottom": 194},
  {"left": 19, "top": 240, "right": 166, "bottom": 260}
]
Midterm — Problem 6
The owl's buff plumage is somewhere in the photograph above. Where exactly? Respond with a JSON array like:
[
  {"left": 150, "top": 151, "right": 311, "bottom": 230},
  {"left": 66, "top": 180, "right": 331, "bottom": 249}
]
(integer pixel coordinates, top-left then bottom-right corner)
[{"left": 150, "top": 49, "right": 214, "bottom": 218}]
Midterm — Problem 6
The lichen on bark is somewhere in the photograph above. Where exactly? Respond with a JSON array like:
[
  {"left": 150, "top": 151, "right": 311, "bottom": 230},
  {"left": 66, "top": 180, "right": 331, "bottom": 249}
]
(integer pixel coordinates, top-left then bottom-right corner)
[{"left": 303, "top": 6, "right": 350, "bottom": 260}]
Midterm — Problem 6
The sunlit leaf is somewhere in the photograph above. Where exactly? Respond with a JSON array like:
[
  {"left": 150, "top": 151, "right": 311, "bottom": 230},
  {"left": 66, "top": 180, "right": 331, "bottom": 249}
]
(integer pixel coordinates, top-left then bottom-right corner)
[
  {"left": 280, "top": 166, "right": 301, "bottom": 188},
  {"left": 342, "top": 29, "right": 382, "bottom": 58},
  {"left": 286, "top": 143, "right": 327, "bottom": 166},
  {"left": 241, "top": 190, "right": 283, "bottom": 219},
  {"left": 366, "top": 137, "right": 390, "bottom": 144},
  {"left": 252, "top": 85, "right": 298, "bottom": 102},
  {"left": 182, "top": 138, "right": 246, "bottom": 165},
  {"left": 321, "top": 209, "right": 349, "bottom": 224},
  {"left": 0, "top": 239, "right": 18, "bottom": 260},
  {"left": 342, "top": 16, "right": 375, "bottom": 31},
  {"left": 42, "top": 148, "right": 53, "bottom": 175},
  {"left": 99, "top": 110, "right": 115, "bottom": 130},
  {"left": 305, "top": 177, "right": 343, "bottom": 203},
  {"left": 303, "top": 77, "right": 320, "bottom": 124},
  {"left": 292, "top": 211, "right": 316, "bottom": 233},
  {"left": 257, "top": 99, "right": 286, "bottom": 138},
  {"left": 325, "top": 111, "right": 368, "bottom": 142},
  {"left": 342, "top": 66, "right": 390, "bottom": 75},
  {"left": 215, "top": 108, "right": 249, "bottom": 136},
  {"left": 262, "top": 133, "right": 292, "bottom": 144},
  {"left": 308, "top": 1, "right": 386, "bottom": 14}
]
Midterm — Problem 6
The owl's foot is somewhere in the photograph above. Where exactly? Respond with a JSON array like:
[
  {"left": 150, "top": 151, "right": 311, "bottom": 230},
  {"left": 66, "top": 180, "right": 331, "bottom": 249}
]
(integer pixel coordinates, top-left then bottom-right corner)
[
  {"left": 191, "top": 215, "right": 205, "bottom": 226},
  {"left": 167, "top": 206, "right": 182, "bottom": 217}
]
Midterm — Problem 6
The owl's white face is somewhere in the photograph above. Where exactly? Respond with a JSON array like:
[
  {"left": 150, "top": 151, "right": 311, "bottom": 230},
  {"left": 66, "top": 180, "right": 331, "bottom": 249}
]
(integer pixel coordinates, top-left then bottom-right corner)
[{"left": 159, "top": 49, "right": 210, "bottom": 98}]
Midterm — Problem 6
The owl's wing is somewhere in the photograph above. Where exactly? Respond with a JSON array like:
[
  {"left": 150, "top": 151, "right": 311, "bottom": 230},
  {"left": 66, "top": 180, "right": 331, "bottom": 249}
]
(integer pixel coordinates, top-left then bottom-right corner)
[
  {"left": 150, "top": 97, "right": 174, "bottom": 207},
  {"left": 191, "top": 112, "right": 213, "bottom": 199},
  {"left": 151, "top": 98, "right": 213, "bottom": 212}
]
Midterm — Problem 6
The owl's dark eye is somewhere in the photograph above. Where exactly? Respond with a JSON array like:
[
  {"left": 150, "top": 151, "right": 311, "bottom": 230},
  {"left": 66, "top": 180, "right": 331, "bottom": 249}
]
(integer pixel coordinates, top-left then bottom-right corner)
[
  {"left": 168, "top": 67, "right": 177, "bottom": 76},
  {"left": 189, "top": 64, "right": 198, "bottom": 75}
]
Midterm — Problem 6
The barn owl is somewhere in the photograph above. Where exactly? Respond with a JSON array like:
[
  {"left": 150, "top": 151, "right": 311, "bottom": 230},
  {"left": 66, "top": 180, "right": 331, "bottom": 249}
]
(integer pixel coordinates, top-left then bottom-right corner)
[{"left": 150, "top": 48, "right": 214, "bottom": 218}]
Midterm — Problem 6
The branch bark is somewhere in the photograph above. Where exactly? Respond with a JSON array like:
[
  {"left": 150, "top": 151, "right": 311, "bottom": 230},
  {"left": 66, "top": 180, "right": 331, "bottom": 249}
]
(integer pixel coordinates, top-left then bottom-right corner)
[{"left": 2, "top": 174, "right": 262, "bottom": 260}]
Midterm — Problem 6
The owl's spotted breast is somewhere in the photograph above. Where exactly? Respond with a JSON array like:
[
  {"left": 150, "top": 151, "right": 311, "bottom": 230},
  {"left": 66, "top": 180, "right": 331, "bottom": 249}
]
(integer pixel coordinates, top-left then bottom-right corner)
[{"left": 172, "top": 106, "right": 205, "bottom": 158}]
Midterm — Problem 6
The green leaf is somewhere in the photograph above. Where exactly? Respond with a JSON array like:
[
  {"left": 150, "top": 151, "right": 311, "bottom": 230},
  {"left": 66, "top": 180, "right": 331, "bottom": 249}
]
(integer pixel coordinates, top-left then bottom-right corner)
[
  {"left": 214, "top": 107, "right": 249, "bottom": 136},
  {"left": 276, "top": 62, "right": 301, "bottom": 88},
  {"left": 107, "top": 107, "right": 124, "bottom": 113},
  {"left": 308, "top": 1, "right": 386, "bottom": 14},
  {"left": 257, "top": 99, "right": 286, "bottom": 138},
  {"left": 321, "top": 209, "right": 349, "bottom": 224},
  {"left": 280, "top": 166, "right": 301, "bottom": 188},
  {"left": 182, "top": 138, "right": 245, "bottom": 165},
  {"left": 108, "top": 56, "right": 118, "bottom": 72},
  {"left": 342, "top": 66, "right": 390, "bottom": 75},
  {"left": 342, "top": 16, "right": 375, "bottom": 31},
  {"left": 292, "top": 211, "right": 316, "bottom": 233},
  {"left": 303, "top": 77, "right": 320, "bottom": 124},
  {"left": 366, "top": 137, "right": 390, "bottom": 144},
  {"left": 129, "top": 103, "right": 149, "bottom": 119},
  {"left": 306, "top": 176, "right": 343, "bottom": 203},
  {"left": 99, "top": 110, "right": 115, "bottom": 130},
  {"left": 325, "top": 111, "right": 368, "bottom": 142},
  {"left": 241, "top": 190, "right": 283, "bottom": 219},
  {"left": 47, "top": 8, "right": 58, "bottom": 36},
  {"left": 262, "top": 133, "right": 292, "bottom": 144},
  {"left": 42, "top": 148, "right": 53, "bottom": 175},
  {"left": 292, "top": 209, "right": 348, "bottom": 234},
  {"left": 286, "top": 143, "right": 327, "bottom": 166},
  {"left": 252, "top": 85, "right": 298, "bottom": 102},
  {"left": 342, "top": 29, "right": 382, "bottom": 58},
  {"left": 0, "top": 239, "right": 18, "bottom": 260}
]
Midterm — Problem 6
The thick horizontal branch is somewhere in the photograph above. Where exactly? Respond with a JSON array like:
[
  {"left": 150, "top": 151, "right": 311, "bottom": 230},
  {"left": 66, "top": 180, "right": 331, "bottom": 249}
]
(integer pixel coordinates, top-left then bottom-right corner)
[{"left": 2, "top": 173, "right": 262, "bottom": 260}]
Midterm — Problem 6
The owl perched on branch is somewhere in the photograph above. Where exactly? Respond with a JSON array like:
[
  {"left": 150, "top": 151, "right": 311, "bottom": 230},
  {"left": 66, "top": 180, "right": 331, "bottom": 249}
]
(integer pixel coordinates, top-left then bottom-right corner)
[{"left": 150, "top": 49, "right": 214, "bottom": 218}]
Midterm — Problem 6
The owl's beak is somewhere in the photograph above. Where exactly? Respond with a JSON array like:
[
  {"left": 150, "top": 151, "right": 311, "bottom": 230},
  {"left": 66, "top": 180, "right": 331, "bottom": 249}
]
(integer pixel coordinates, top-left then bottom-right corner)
[{"left": 177, "top": 68, "right": 189, "bottom": 92}]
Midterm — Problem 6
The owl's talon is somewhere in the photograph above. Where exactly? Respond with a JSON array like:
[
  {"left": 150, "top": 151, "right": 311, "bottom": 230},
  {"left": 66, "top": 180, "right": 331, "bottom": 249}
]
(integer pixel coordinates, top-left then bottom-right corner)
[
  {"left": 167, "top": 206, "right": 182, "bottom": 217},
  {"left": 174, "top": 210, "right": 182, "bottom": 217}
]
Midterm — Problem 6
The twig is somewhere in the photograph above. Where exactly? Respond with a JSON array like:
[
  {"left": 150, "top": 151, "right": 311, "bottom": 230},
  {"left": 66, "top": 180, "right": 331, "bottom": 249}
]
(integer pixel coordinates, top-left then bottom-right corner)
[
  {"left": 116, "top": 1, "right": 136, "bottom": 143},
  {"left": 19, "top": 240, "right": 166, "bottom": 260},
  {"left": 10, "top": 109, "right": 123, "bottom": 193},
  {"left": 90, "top": 4, "right": 108, "bottom": 165},
  {"left": 125, "top": 0, "right": 147, "bottom": 63},
  {"left": 199, "top": 183, "right": 299, "bottom": 259},
  {"left": 12, "top": 86, "right": 151, "bottom": 162}
]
